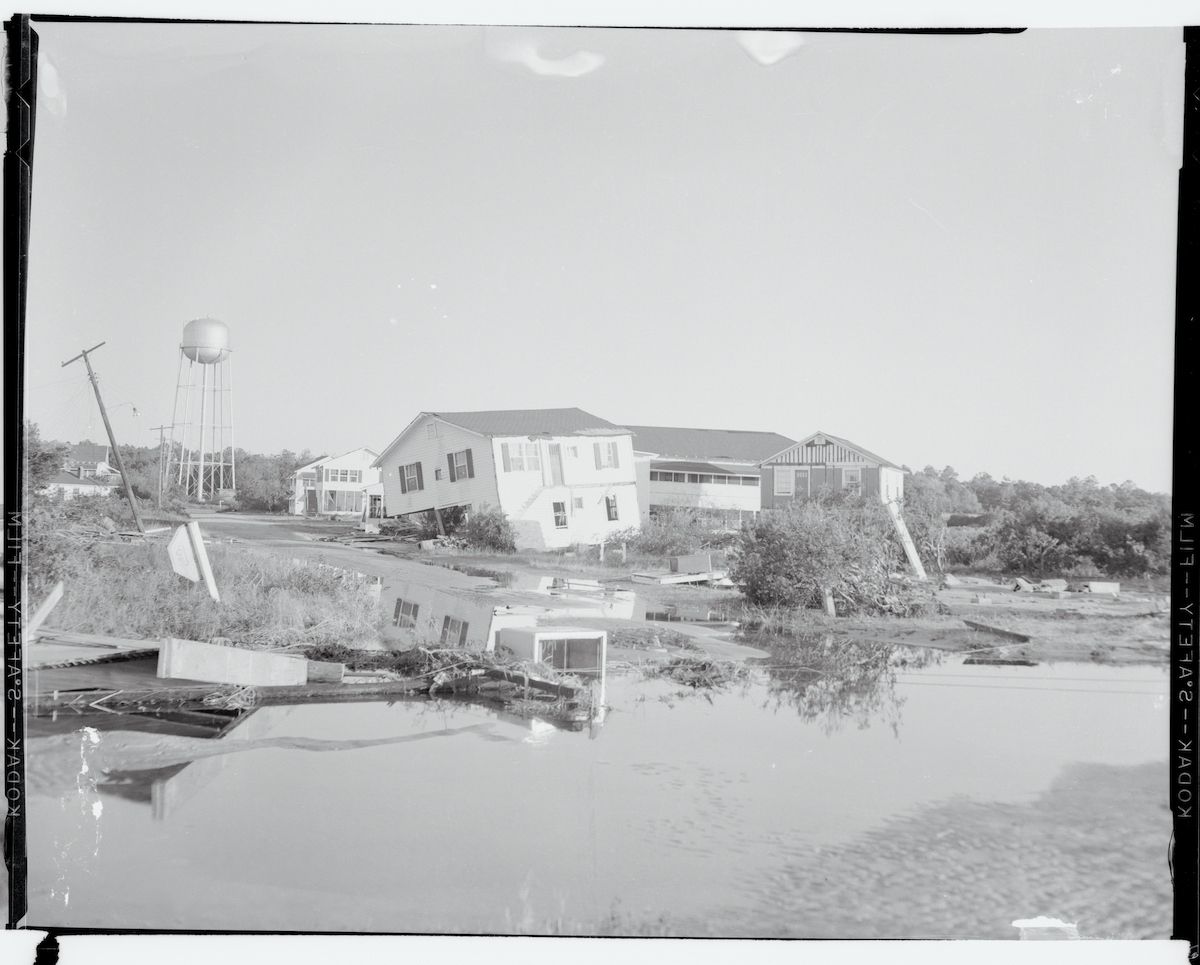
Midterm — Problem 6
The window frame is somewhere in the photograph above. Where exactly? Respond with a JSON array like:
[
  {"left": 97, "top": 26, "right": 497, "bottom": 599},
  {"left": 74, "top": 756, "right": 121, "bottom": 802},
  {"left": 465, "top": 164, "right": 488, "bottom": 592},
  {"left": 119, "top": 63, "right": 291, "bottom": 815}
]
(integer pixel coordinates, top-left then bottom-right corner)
[
  {"left": 552, "top": 501, "right": 568, "bottom": 528},
  {"left": 773, "top": 467, "right": 795, "bottom": 496},
  {"left": 605, "top": 495, "right": 619, "bottom": 521}
]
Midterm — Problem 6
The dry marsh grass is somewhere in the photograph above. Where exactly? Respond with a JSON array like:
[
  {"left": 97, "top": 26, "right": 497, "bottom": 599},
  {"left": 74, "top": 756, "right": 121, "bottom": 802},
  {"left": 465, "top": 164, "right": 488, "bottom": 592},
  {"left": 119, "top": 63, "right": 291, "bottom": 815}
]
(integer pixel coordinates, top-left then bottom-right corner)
[{"left": 39, "top": 540, "right": 386, "bottom": 650}]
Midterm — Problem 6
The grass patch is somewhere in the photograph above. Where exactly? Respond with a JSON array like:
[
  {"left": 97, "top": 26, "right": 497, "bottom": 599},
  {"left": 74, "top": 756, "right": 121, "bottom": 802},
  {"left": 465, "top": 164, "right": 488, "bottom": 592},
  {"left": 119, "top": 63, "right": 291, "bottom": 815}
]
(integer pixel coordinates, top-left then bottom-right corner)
[{"left": 36, "top": 539, "right": 386, "bottom": 651}]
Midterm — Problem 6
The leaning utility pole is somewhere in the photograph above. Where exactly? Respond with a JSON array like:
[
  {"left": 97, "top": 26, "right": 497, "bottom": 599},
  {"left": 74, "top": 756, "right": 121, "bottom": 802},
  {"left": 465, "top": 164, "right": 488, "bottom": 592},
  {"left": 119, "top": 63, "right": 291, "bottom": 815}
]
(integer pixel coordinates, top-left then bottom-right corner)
[
  {"left": 149, "top": 424, "right": 170, "bottom": 509},
  {"left": 62, "top": 342, "right": 146, "bottom": 535}
]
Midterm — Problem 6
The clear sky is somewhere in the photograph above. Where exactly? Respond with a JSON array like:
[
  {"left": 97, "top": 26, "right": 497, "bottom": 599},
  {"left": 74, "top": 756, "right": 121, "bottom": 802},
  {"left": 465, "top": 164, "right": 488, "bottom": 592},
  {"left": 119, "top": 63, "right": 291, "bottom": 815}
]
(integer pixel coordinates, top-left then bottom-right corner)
[{"left": 21, "top": 21, "right": 1182, "bottom": 492}]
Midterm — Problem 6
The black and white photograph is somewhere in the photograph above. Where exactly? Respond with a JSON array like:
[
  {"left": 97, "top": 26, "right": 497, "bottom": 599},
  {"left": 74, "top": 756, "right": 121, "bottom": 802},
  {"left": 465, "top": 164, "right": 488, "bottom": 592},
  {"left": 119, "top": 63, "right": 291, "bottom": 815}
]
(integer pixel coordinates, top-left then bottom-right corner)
[{"left": 4, "top": 5, "right": 1187, "bottom": 950}]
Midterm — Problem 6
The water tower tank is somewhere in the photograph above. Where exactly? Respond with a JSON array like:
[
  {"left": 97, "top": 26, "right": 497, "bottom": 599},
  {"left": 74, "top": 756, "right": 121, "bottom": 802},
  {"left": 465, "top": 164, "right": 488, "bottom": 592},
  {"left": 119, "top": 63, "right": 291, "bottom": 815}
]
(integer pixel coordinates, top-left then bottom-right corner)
[{"left": 181, "top": 317, "right": 231, "bottom": 364}]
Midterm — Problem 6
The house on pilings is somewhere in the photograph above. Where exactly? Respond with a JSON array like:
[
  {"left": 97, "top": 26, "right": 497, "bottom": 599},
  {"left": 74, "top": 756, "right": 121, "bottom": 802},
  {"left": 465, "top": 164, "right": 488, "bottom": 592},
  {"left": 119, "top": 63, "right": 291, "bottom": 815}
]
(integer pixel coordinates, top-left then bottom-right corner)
[{"left": 371, "top": 408, "right": 641, "bottom": 550}]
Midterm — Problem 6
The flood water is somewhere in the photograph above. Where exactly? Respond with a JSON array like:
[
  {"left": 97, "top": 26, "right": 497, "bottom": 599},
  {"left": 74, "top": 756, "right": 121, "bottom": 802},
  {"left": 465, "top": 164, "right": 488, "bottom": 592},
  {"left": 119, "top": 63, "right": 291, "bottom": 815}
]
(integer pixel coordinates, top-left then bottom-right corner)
[{"left": 27, "top": 648, "right": 1168, "bottom": 938}]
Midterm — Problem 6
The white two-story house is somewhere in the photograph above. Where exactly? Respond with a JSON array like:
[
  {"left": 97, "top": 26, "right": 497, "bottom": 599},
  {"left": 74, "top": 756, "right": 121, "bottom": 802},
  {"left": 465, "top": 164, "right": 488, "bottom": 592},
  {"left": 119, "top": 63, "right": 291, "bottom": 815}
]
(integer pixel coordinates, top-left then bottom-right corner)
[
  {"left": 290, "top": 447, "right": 381, "bottom": 517},
  {"left": 371, "top": 408, "right": 641, "bottom": 550}
]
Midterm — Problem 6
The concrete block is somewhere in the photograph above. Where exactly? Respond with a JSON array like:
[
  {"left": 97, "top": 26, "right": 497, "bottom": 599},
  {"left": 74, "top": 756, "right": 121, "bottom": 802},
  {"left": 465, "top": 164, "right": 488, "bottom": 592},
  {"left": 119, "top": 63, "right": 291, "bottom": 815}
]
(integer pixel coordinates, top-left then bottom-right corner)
[
  {"left": 157, "top": 637, "right": 308, "bottom": 686},
  {"left": 1039, "top": 579, "right": 1069, "bottom": 592}
]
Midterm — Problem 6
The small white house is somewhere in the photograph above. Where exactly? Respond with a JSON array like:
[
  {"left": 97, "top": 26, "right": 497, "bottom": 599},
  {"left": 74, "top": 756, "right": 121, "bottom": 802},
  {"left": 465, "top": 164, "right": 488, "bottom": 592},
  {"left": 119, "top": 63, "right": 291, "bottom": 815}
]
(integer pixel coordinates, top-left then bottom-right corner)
[
  {"left": 372, "top": 408, "right": 641, "bottom": 550},
  {"left": 42, "top": 469, "right": 118, "bottom": 500},
  {"left": 293, "top": 448, "right": 381, "bottom": 517},
  {"left": 626, "top": 425, "right": 796, "bottom": 529}
]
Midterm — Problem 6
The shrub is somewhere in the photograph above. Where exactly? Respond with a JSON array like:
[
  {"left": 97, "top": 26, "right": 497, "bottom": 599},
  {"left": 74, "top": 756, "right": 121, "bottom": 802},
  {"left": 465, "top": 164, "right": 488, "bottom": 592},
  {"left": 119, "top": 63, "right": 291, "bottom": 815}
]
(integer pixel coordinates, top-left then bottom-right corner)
[
  {"left": 610, "top": 508, "right": 739, "bottom": 560},
  {"left": 729, "top": 493, "right": 898, "bottom": 612},
  {"left": 458, "top": 504, "right": 517, "bottom": 553}
]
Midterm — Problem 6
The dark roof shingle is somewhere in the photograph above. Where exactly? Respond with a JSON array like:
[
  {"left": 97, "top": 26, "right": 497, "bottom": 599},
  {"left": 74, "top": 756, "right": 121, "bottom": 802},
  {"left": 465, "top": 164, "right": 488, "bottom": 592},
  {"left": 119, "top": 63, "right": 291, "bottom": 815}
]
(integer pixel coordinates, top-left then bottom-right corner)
[
  {"left": 433, "top": 408, "right": 625, "bottom": 437},
  {"left": 626, "top": 425, "right": 796, "bottom": 463}
]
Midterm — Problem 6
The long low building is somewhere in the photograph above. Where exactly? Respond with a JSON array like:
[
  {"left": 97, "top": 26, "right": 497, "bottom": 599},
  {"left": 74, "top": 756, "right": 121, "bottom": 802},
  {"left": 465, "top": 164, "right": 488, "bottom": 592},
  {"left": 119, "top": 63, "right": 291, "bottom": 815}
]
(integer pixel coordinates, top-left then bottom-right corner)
[{"left": 626, "top": 425, "right": 796, "bottom": 529}]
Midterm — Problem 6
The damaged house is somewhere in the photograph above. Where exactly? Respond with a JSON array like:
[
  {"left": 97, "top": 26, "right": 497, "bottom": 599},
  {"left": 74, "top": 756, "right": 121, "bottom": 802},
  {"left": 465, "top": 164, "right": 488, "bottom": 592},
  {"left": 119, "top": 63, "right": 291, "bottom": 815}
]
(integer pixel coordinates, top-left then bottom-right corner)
[{"left": 372, "top": 408, "right": 641, "bottom": 550}]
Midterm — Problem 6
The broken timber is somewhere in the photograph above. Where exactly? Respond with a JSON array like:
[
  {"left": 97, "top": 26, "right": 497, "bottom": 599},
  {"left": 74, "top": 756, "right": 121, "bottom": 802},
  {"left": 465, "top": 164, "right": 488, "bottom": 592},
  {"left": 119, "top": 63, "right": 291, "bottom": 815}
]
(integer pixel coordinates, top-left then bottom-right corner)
[
  {"left": 962, "top": 620, "right": 1031, "bottom": 643},
  {"left": 29, "top": 668, "right": 585, "bottom": 717}
]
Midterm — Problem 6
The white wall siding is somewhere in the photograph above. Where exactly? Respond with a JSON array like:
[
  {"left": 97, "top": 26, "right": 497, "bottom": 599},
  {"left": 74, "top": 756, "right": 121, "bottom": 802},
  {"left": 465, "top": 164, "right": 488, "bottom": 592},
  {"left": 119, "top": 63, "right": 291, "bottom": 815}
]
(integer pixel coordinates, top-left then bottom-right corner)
[
  {"left": 378, "top": 419, "right": 499, "bottom": 518},
  {"left": 493, "top": 434, "right": 640, "bottom": 548}
]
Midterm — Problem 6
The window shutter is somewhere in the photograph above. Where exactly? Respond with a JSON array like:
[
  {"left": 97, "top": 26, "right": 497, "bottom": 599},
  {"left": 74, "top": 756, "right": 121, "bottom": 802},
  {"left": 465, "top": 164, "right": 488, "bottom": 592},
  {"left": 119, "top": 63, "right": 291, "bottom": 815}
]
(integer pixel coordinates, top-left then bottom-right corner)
[
  {"left": 594, "top": 443, "right": 602, "bottom": 469},
  {"left": 441, "top": 615, "right": 452, "bottom": 644},
  {"left": 611, "top": 443, "right": 619, "bottom": 469},
  {"left": 465, "top": 449, "right": 474, "bottom": 478},
  {"left": 399, "top": 467, "right": 407, "bottom": 494},
  {"left": 447, "top": 453, "right": 456, "bottom": 482},
  {"left": 415, "top": 462, "right": 424, "bottom": 491},
  {"left": 459, "top": 621, "right": 469, "bottom": 647},
  {"left": 501, "top": 443, "right": 511, "bottom": 472},
  {"left": 393, "top": 599, "right": 403, "bottom": 624}
]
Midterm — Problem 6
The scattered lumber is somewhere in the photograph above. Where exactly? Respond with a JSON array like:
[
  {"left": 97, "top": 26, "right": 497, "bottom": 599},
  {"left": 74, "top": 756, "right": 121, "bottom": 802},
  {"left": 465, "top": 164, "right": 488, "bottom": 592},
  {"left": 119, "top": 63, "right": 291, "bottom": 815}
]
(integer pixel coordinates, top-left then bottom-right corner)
[{"left": 962, "top": 620, "right": 1031, "bottom": 643}]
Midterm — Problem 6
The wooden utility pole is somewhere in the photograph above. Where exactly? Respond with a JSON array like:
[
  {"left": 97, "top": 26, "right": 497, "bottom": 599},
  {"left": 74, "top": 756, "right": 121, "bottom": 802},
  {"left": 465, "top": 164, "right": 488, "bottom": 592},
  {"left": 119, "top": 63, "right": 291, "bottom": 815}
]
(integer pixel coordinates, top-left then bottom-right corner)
[
  {"left": 62, "top": 342, "right": 146, "bottom": 534},
  {"left": 149, "top": 424, "right": 170, "bottom": 509}
]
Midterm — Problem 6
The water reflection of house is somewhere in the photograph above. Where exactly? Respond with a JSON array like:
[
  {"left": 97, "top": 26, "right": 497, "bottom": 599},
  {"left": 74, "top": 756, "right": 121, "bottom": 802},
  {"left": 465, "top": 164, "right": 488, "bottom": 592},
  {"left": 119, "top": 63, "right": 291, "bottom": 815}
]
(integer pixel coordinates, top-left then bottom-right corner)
[
  {"left": 372, "top": 409, "right": 641, "bottom": 550},
  {"left": 626, "top": 425, "right": 796, "bottom": 529},
  {"left": 380, "top": 579, "right": 550, "bottom": 651},
  {"left": 759, "top": 431, "right": 905, "bottom": 507}
]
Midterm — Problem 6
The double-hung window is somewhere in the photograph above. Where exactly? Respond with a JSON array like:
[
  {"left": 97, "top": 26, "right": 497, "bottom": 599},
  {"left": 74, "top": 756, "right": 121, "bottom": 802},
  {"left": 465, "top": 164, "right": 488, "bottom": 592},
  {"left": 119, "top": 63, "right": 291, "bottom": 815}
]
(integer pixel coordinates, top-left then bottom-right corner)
[
  {"left": 553, "top": 502, "right": 568, "bottom": 528},
  {"left": 447, "top": 449, "right": 474, "bottom": 482},
  {"left": 774, "top": 467, "right": 794, "bottom": 496},
  {"left": 440, "top": 616, "right": 469, "bottom": 646},
  {"left": 844, "top": 467, "right": 862, "bottom": 496},
  {"left": 393, "top": 598, "right": 420, "bottom": 629},
  {"left": 594, "top": 441, "right": 619, "bottom": 469},
  {"left": 400, "top": 462, "right": 423, "bottom": 493}
]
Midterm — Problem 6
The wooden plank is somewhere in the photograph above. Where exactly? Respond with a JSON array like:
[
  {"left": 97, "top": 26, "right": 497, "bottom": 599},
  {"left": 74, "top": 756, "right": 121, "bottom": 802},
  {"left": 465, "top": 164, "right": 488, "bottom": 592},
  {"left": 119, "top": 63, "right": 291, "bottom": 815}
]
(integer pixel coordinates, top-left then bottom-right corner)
[
  {"left": 28, "top": 678, "right": 434, "bottom": 716},
  {"left": 34, "top": 628, "right": 162, "bottom": 649},
  {"left": 157, "top": 638, "right": 308, "bottom": 686},
  {"left": 962, "top": 620, "right": 1031, "bottom": 643},
  {"left": 306, "top": 660, "right": 345, "bottom": 684},
  {"left": 25, "top": 582, "right": 64, "bottom": 637}
]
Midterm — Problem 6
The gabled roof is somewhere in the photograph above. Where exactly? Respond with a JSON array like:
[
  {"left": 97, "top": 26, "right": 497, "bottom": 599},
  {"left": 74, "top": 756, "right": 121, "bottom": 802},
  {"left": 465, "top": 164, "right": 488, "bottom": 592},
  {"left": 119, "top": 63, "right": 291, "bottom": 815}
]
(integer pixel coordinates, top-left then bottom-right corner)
[
  {"left": 762, "top": 431, "right": 902, "bottom": 470},
  {"left": 67, "top": 441, "right": 109, "bottom": 464},
  {"left": 290, "top": 456, "right": 328, "bottom": 477},
  {"left": 373, "top": 408, "right": 627, "bottom": 467},
  {"left": 626, "top": 425, "right": 796, "bottom": 463},
  {"left": 434, "top": 408, "right": 624, "bottom": 437},
  {"left": 651, "top": 460, "right": 759, "bottom": 476},
  {"left": 45, "top": 471, "right": 115, "bottom": 488}
]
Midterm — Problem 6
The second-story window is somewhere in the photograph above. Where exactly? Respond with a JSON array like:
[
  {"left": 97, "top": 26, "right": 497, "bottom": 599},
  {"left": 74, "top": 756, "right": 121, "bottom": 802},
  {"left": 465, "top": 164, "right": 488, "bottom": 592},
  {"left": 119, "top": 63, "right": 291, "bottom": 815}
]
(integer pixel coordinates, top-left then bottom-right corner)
[{"left": 594, "top": 441, "right": 619, "bottom": 469}]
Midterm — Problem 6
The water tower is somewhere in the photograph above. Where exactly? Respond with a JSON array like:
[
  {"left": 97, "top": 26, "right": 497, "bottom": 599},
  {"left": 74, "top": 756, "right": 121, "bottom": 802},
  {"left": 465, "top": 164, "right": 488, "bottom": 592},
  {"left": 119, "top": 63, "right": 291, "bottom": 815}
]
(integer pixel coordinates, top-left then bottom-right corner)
[{"left": 167, "top": 317, "right": 235, "bottom": 501}]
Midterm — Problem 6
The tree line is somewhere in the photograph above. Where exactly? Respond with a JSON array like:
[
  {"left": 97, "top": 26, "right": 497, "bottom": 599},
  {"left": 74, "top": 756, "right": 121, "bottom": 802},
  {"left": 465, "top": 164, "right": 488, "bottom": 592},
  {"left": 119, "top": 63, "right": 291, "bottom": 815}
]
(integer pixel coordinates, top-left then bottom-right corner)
[{"left": 24, "top": 421, "right": 316, "bottom": 514}]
